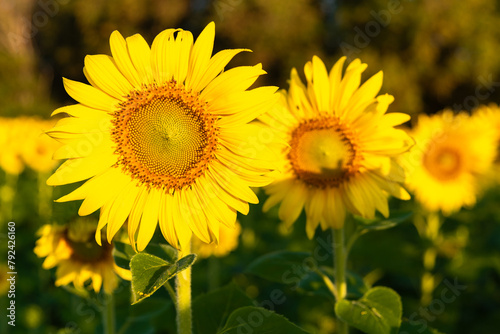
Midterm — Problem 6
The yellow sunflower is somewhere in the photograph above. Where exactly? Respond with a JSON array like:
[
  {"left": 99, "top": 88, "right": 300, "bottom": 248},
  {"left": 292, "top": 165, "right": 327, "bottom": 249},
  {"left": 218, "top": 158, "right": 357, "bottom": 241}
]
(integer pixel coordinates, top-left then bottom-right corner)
[
  {"left": 21, "top": 117, "right": 60, "bottom": 173},
  {"left": 402, "top": 110, "right": 497, "bottom": 215},
  {"left": 46, "top": 22, "right": 278, "bottom": 251},
  {"left": 0, "top": 118, "right": 25, "bottom": 175},
  {"left": 260, "top": 56, "right": 413, "bottom": 238},
  {"left": 34, "top": 220, "right": 129, "bottom": 293},
  {"left": 0, "top": 117, "right": 60, "bottom": 175},
  {"left": 192, "top": 221, "right": 241, "bottom": 258}
]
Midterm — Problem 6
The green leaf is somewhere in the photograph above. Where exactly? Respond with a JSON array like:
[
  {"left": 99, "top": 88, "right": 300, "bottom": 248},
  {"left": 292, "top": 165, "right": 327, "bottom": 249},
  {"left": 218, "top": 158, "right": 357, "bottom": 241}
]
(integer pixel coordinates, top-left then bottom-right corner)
[
  {"left": 246, "top": 251, "right": 313, "bottom": 283},
  {"left": 335, "top": 286, "right": 402, "bottom": 334},
  {"left": 193, "top": 283, "right": 254, "bottom": 334},
  {"left": 355, "top": 211, "right": 413, "bottom": 233},
  {"left": 217, "top": 306, "right": 310, "bottom": 334},
  {"left": 113, "top": 241, "right": 136, "bottom": 270},
  {"left": 130, "top": 253, "right": 196, "bottom": 304}
]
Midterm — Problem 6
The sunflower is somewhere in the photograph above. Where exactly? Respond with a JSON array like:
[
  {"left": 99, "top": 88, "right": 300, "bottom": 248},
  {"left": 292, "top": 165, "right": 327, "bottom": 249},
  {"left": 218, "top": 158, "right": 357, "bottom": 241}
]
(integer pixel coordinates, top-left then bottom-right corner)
[
  {"left": 0, "top": 118, "right": 25, "bottom": 175},
  {"left": 192, "top": 221, "right": 241, "bottom": 258},
  {"left": 21, "top": 117, "right": 60, "bottom": 173},
  {"left": 402, "top": 110, "right": 497, "bottom": 215},
  {"left": 46, "top": 22, "right": 278, "bottom": 251},
  {"left": 260, "top": 56, "right": 413, "bottom": 238},
  {"left": 0, "top": 117, "right": 60, "bottom": 175},
  {"left": 34, "top": 219, "right": 129, "bottom": 293}
]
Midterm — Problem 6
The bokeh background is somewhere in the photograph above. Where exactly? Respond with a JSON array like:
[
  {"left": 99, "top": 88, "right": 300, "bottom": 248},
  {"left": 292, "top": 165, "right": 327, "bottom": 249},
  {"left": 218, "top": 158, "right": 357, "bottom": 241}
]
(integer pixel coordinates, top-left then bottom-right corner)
[{"left": 1, "top": 0, "right": 500, "bottom": 333}]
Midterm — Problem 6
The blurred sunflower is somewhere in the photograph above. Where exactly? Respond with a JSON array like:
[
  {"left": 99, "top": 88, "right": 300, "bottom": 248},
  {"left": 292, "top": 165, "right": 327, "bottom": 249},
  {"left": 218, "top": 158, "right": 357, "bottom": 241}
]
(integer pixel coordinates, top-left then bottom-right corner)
[
  {"left": 192, "top": 221, "right": 241, "bottom": 258},
  {"left": 21, "top": 118, "right": 60, "bottom": 173},
  {"left": 402, "top": 110, "right": 497, "bottom": 215},
  {"left": 260, "top": 56, "right": 413, "bottom": 238},
  {"left": 0, "top": 118, "right": 25, "bottom": 175},
  {"left": 0, "top": 117, "right": 60, "bottom": 175},
  {"left": 46, "top": 22, "right": 278, "bottom": 251},
  {"left": 34, "top": 219, "right": 129, "bottom": 293}
]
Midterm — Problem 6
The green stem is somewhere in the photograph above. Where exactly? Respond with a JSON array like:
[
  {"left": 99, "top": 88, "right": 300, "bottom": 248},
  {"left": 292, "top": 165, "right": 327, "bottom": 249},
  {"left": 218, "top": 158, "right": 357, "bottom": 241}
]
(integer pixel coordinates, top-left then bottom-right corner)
[
  {"left": 104, "top": 292, "right": 115, "bottom": 334},
  {"left": 333, "top": 228, "right": 348, "bottom": 334},
  {"left": 176, "top": 242, "right": 192, "bottom": 334},
  {"left": 420, "top": 212, "right": 441, "bottom": 306}
]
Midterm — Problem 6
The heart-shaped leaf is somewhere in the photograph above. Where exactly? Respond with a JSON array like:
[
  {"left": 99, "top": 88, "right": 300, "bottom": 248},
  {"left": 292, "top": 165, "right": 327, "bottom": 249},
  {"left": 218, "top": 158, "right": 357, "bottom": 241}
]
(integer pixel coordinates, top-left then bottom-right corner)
[
  {"left": 335, "top": 286, "right": 402, "bottom": 334},
  {"left": 130, "top": 253, "right": 196, "bottom": 304}
]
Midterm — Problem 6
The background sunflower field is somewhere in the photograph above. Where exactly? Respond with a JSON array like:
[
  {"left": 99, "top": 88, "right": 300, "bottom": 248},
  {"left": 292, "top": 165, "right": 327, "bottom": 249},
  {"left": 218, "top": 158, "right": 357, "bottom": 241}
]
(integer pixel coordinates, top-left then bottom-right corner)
[{"left": 1, "top": 0, "right": 500, "bottom": 333}]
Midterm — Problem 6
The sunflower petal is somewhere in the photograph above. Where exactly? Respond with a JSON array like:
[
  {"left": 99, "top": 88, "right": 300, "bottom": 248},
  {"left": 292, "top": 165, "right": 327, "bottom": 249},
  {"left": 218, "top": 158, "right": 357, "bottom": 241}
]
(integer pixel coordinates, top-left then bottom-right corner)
[
  {"left": 126, "top": 34, "right": 153, "bottom": 84},
  {"left": 110, "top": 30, "right": 141, "bottom": 87},
  {"left": 84, "top": 54, "right": 133, "bottom": 99},
  {"left": 63, "top": 78, "right": 118, "bottom": 112}
]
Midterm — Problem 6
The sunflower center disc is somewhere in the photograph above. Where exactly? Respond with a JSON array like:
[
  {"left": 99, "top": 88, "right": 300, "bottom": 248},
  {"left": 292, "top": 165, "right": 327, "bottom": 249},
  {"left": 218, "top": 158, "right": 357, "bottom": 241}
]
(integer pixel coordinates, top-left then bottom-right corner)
[
  {"left": 289, "top": 117, "right": 362, "bottom": 188},
  {"left": 424, "top": 145, "right": 463, "bottom": 181},
  {"left": 113, "top": 82, "right": 218, "bottom": 191},
  {"left": 129, "top": 97, "right": 206, "bottom": 177}
]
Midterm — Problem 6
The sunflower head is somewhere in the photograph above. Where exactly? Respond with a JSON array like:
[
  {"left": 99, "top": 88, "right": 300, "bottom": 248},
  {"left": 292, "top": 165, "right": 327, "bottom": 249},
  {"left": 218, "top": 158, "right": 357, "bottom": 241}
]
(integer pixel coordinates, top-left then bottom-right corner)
[
  {"left": 401, "top": 110, "right": 497, "bottom": 215},
  {"left": 260, "top": 56, "right": 412, "bottom": 238},
  {"left": 46, "top": 22, "right": 278, "bottom": 252},
  {"left": 34, "top": 219, "right": 128, "bottom": 293}
]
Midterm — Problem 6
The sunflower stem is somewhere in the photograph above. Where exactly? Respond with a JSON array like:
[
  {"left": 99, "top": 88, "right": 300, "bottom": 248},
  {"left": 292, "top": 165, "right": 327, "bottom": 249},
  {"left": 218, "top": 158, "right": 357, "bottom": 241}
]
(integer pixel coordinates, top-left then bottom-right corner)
[
  {"left": 333, "top": 228, "right": 348, "bottom": 334},
  {"left": 420, "top": 212, "right": 441, "bottom": 305},
  {"left": 176, "top": 242, "right": 193, "bottom": 334},
  {"left": 103, "top": 292, "right": 115, "bottom": 334}
]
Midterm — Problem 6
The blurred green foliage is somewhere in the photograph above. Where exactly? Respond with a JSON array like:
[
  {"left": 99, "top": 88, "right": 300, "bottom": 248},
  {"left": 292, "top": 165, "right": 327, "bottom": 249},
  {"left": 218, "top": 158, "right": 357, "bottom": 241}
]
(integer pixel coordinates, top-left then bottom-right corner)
[{"left": 1, "top": 0, "right": 500, "bottom": 333}]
